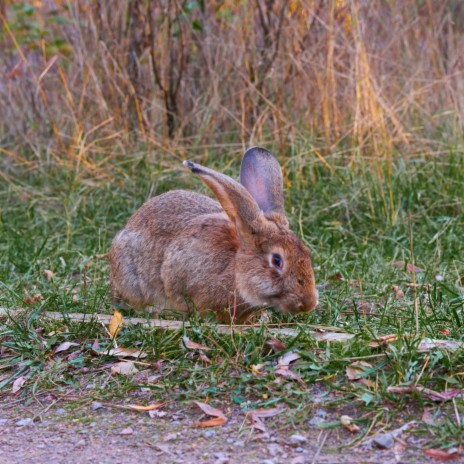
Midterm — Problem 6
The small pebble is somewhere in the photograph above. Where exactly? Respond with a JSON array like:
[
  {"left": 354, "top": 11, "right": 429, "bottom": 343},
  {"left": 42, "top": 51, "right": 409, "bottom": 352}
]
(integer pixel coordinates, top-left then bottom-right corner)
[
  {"left": 16, "top": 418, "right": 34, "bottom": 427},
  {"left": 171, "top": 420, "right": 181, "bottom": 426},
  {"left": 203, "top": 430, "right": 216, "bottom": 438},
  {"left": 289, "top": 434, "right": 307, "bottom": 445},
  {"left": 0, "top": 419, "right": 9, "bottom": 426},
  {"left": 214, "top": 452, "right": 228, "bottom": 460},
  {"left": 373, "top": 433, "right": 394, "bottom": 449},
  {"left": 226, "top": 438, "right": 234, "bottom": 444},
  {"left": 262, "top": 460, "right": 275, "bottom": 464},
  {"left": 55, "top": 408, "right": 66, "bottom": 415},
  {"left": 234, "top": 440, "right": 245, "bottom": 447},
  {"left": 295, "top": 447, "right": 304, "bottom": 453},
  {"left": 91, "top": 401, "right": 103, "bottom": 411},
  {"left": 120, "top": 427, "right": 134, "bottom": 435}
]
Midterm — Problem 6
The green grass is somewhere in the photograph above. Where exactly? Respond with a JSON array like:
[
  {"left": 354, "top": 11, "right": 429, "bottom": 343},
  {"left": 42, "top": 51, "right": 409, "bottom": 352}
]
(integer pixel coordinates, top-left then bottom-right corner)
[{"left": 1, "top": 147, "right": 463, "bottom": 451}]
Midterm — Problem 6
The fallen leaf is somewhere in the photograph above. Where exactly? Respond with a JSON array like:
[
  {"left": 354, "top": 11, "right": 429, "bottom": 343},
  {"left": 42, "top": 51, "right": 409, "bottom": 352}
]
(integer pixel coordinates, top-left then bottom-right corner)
[
  {"left": 440, "top": 329, "right": 451, "bottom": 336},
  {"left": 346, "top": 361, "right": 373, "bottom": 381},
  {"left": 248, "top": 413, "right": 267, "bottom": 432},
  {"left": 248, "top": 407, "right": 284, "bottom": 418},
  {"left": 387, "top": 385, "right": 463, "bottom": 402},
  {"left": 127, "top": 402, "right": 166, "bottom": 412},
  {"left": 251, "top": 364, "right": 266, "bottom": 375},
  {"left": 194, "top": 416, "right": 227, "bottom": 427},
  {"left": 183, "top": 337, "right": 211, "bottom": 351},
  {"left": 193, "top": 401, "right": 227, "bottom": 427},
  {"left": 12, "top": 377, "right": 26, "bottom": 394},
  {"left": 277, "top": 351, "right": 301, "bottom": 369},
  {"left": 111, "top": 361, "right": 139, "bottom": 376},
  {"left": 421, "top": 407, "right": 436, "bottom": 426},
  {"left": 392, "top": 261, "right": 425, "bottom": 273},
  {"left": 193, "top": 401, "right": 226, "bottom": 418},
  {"left": 199, "top": 353, "right": 211, "bottom": 363},
  {"left": 425, "top": 447, "right": 463, "bottom": 460},
  {"left": 105, "top": 347, "right": 147, "bottom": 359},
  {"left": 340, "top": 415, "right": 360, "bottom": 433},
  {"left": 267, "top": 337, "right": 287, "bottom": 352},
  {"left": 418, "top": 339, "right": 464, "bottom": 352},
  {"left": 109, "top": 309, "right": 123, "bottom": 338},
  {"left": 54, "top": 341, "right": 80, "bottom": 354},
  {"left": 247, "top": 407, "right": 284, "bottom": 432},
  {"left": 44, "top": 269, "right": 54, "bottom": 280},
  {"left": 328, "top": 272, "right": 345, "bottom": 281},
  {"left": 275, "top": 367, "right": 306, "bottom": 388},
  {"left": 392, "top": 285, "right": 404, "bottom": 299},
  {"left": 369, "top": 334, "right": 398, "bottom": 348}
]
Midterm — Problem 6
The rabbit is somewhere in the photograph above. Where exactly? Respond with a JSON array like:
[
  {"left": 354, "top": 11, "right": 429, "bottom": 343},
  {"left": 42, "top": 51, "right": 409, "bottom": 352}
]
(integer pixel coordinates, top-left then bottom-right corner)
[{"left": 109, "top": 147, "right": 318, "bottom": 322}]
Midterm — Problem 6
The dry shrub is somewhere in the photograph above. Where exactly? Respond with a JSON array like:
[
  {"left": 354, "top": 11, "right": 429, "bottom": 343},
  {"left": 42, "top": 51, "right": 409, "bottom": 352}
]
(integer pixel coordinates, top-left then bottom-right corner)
[{"left": 0, "top": 0, "right": 463, "bottom": 169}]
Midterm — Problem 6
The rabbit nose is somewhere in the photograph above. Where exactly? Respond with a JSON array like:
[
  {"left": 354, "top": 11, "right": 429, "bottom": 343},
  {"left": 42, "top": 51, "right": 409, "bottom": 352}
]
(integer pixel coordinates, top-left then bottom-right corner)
[{"left": 298, "top": 293, "right": 318, "bottom": 312}]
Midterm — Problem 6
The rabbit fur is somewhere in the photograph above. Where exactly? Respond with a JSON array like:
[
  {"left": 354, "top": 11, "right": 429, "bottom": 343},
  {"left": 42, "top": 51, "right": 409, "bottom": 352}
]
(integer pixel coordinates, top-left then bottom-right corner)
[{"left": 109, "top": 147, "right": 317, "bottom": 321}]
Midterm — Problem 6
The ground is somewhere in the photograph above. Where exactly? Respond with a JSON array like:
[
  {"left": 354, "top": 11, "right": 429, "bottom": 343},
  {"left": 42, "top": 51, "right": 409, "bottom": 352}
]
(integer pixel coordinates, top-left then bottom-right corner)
[
  {"left": 1, "top": 152, "right": 463, "bottom": 462},
  {"left": 0, "top": 395, "right": 440, "bottom": 464}
]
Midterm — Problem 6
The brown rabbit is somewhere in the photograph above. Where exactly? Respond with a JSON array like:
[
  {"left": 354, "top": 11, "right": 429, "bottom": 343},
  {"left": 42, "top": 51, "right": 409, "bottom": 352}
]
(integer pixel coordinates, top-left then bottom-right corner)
[{"left": 109, "top": 147, "right": 318, "bottom": 321}]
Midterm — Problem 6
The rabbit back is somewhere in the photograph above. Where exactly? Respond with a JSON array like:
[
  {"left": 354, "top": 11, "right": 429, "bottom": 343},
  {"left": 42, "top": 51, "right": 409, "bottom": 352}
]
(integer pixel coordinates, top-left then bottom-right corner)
[{"left": 109, "top": 190, "right": 242, "bottom": 316}]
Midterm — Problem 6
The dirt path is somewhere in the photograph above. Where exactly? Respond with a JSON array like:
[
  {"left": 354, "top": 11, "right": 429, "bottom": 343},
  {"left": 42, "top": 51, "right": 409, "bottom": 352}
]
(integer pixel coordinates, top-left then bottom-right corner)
[{"left": 0, "top": 399, "right": 437, "bottom": 464}]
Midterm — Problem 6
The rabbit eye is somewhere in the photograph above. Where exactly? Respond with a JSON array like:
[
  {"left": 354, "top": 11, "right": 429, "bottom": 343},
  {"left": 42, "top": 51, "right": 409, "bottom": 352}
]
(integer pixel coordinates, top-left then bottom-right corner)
[{"left": 270, "top": 253, "right": 284, "bottom": 271}]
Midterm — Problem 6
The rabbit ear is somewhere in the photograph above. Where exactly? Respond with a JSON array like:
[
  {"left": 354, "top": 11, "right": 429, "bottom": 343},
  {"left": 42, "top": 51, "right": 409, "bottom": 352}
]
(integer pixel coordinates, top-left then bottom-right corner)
[
  {"left": 240, "top": 147, "right": 286, "bottom": 219},
  {"left": 183, "top": 160, "right": 263, "bottom": 238}
]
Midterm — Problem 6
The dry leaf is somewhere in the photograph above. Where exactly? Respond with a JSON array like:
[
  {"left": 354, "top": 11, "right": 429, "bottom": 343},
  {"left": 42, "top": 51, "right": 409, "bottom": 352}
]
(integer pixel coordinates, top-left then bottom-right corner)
[
  {"left": 193, "top": 401, "right": 225, "bottom": 418},
  {"left": 199, "top": 353, "right": 211, "bottom": 363},
  {"left": 248, "top": 413, "right": 267, "bottom": 432},
  {"left": 247, "top": 407, "right": 284, "bottom": 432},
  {"left": 183, "top": 337, "right": 211, "bottom": 351},
  {"left": 387, "top": 385, "right": 463, "bottom": 402},
  {"left": 346, "top": 361, "right": 373, "bottom": 381},
  {"left": 248, "top": 407, "right": 284, "bottom": 418},
  {"left": 105, "top": 347, "right": 147, "bottom": 359},
  {"left": 421, "top": 407, "right": 436, "bottom": 426},
  {"left": 12, "top": 377, "right": 26, "bottom": 394},
  {"left": 193, "top": 401, "right": 227, "bottom": 427},
  {"left": 277, "top": 351, "right": 301, "bottom": 369},
  {"left": 251, "top": 364, "right": 266, "bottom": 375},
  {"left": 417, "top": 339, "right": 464, "bottom": 352},
  {"left": 392, "top": 285, "right": 404, "bottom": 299},
  {"left": 111, "top": 361, "right": 139, "bottom": 376},
  {"left": 44, "top": 269, "right": 54, "bottom": 280},
  {"left": 275, "top": 368, "right": 306, "bottom": 387},
  {"left": 425, "top": 447, "right": 463, "bottom": 460},
  {"left": 194, "top": 416, "right": 227, "bottom": 427},
  {"left": 267, "top": 337, "right": 287, "bottom": 352},
  {"left": 127, "top": 402, "right": 166, "bottom": 411},
  {"left": 109, "top": 309, "right": 123, "bottom": 338},
  {"left": 340, "top": 415, "right": 360, "bottom": 433},
  {"left": 369, "top": 334, "right": 398, "bottom": 348},
  {"left": 54, "top": 341, "right": 80, "bottom": 354},
  {"left": 392, "top": 261, "right": 424, "bottom": 273}
]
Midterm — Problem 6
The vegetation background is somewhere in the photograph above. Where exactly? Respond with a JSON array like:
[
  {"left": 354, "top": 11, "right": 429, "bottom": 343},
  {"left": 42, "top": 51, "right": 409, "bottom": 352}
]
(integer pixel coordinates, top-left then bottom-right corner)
[{"left": 0, "top": 1, "right": 463, "bottom": 462}]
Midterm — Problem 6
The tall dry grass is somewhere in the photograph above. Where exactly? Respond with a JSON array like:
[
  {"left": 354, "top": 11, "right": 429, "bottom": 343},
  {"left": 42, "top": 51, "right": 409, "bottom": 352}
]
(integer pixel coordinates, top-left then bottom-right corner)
[{"left": 0, "top": 0, "right": 463, "bottom": 172}]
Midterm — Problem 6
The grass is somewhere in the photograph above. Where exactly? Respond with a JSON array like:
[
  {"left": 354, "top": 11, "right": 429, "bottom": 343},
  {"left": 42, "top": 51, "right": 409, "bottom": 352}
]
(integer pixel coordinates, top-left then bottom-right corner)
[{"left": 1, "top": 146, "right": 464, "bottom": 453}]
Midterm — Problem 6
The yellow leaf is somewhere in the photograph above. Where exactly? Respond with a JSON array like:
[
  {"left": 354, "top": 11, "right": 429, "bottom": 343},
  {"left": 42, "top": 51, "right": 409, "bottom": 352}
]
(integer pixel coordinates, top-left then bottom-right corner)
[
  {"left": 109, "top": 308, "right": 123, "bottom": 338},
  {"left": 194, "top": 416, "right": 227, "bottom": 427},
  {"left": 127, "top": 402, "right": 167, "bottom": 411}
]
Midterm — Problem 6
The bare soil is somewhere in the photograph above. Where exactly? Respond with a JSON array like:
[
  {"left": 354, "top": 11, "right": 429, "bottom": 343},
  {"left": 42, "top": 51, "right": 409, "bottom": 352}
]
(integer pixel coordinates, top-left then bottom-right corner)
[{"left": 0, "top": 397, "right": 437, "bottom": 464}]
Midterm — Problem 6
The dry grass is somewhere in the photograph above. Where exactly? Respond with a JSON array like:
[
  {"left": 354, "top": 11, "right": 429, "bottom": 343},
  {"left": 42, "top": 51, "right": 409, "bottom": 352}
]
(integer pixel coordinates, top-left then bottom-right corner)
[{"left": 0, "top": 0, "right": 463, "bottom": 176}]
